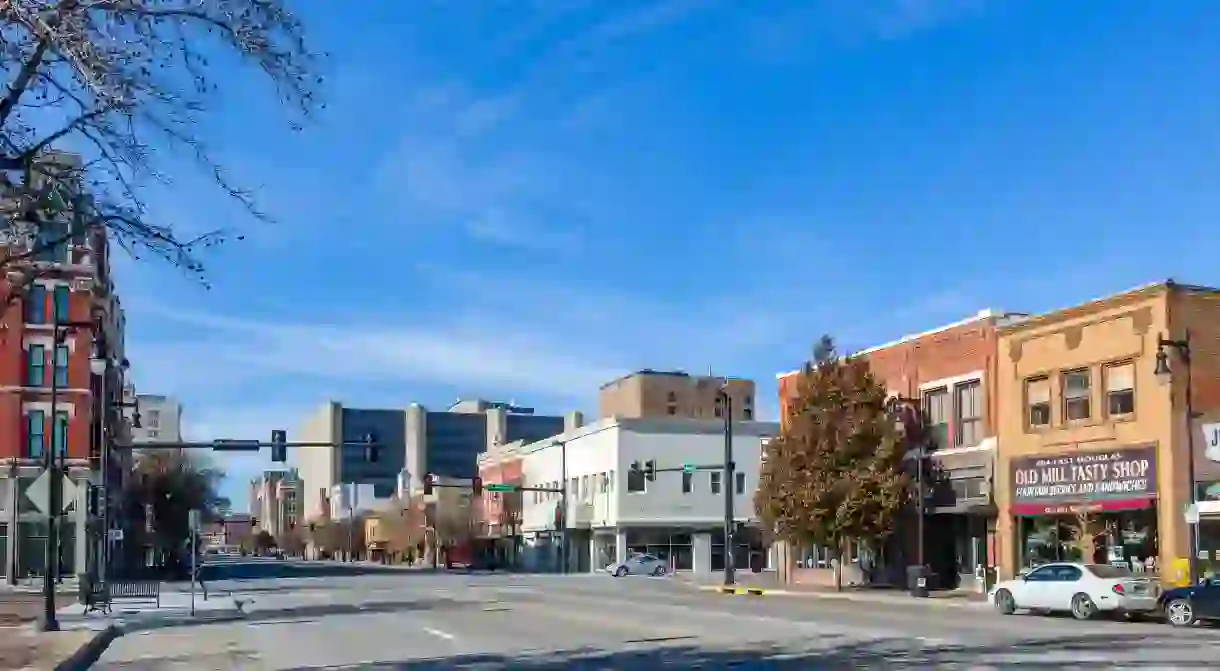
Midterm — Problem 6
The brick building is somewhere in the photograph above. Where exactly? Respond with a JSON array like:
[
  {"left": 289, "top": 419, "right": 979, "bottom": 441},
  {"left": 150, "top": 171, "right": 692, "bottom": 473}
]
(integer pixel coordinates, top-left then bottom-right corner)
[
  {"left": 0, "top": 171, "right": 128, "bottom": 582},
  {"left": 995, "top": 281, "right": 1220, "bottom": 586},
  {"left": 777, "top": 309, "right": 1027, "bottom": 591},
  {"left": 599, "top": 370, "right": 756, "bottom": 421}
]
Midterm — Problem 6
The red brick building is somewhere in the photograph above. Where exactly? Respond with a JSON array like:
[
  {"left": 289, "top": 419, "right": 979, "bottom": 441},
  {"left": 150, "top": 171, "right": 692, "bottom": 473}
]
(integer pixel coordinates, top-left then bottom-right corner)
[
  {"left": 0, "top": 202, "right": 127, "bottom": 581},
  {"left": 475, "top": 446, "right": 525, "bottom": 566},
  {"left": 777, "top": 309, "right": 1024, "bottom": 592}
]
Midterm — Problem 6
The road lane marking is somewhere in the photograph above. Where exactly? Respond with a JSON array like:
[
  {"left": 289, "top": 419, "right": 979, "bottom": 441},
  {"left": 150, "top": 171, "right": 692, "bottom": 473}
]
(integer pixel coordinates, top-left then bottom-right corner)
[{"left": 423, "top": 627, "right": 455, "bottom": 641}]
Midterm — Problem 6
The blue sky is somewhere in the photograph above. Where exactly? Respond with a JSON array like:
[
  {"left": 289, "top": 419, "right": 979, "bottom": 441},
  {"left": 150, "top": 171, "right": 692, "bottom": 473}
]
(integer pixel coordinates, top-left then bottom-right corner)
[{"left": 114, "top": 0, "right": 1220, "bottom": 509}]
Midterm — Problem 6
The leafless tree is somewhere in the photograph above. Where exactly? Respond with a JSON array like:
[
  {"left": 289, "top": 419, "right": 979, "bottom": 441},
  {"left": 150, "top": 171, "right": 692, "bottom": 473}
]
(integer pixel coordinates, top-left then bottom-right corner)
[{"left": 0, "top": 0, "right": 320, "bottom": 298}]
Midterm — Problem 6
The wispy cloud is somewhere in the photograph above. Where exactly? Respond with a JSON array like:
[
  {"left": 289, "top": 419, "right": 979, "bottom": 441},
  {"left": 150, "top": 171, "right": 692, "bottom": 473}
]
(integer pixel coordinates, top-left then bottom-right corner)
[
  {"left": 376, "top": 83, "right": 589, "bottom": 251},
  {"left": 554, "top": 0, "right": 720, "bottom": 59}
]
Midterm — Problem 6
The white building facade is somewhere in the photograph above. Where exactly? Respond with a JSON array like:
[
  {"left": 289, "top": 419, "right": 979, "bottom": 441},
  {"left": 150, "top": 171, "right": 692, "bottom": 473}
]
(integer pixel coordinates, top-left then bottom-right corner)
[{"left": 517, "top": 416, "right": 779, "bottom": 574}]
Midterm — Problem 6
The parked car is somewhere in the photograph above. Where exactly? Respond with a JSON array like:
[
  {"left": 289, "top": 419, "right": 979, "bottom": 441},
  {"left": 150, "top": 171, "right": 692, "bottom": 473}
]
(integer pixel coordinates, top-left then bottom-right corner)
[
  {"left": 989, "top": 562, "right": 1158, "bottom": 620},
  {"left": 605, "top": 553, "right": 667, "bottom": 577},
  {"left": 1159, "top": 576, "right": 1220, "bottom": 626}
]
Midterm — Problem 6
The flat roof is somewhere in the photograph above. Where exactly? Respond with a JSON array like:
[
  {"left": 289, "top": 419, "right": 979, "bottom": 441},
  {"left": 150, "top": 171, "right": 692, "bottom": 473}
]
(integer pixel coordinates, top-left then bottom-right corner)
[{"left": 776, "top": 308, "right": 1007, "bottom": 380}]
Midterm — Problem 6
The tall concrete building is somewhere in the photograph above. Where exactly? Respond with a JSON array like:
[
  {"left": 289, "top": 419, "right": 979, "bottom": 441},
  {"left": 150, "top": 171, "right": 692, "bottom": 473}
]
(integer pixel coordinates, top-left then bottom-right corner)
[
  {"left": 126, "top": 391, "right": 182, "bottom": 443},
  {"left": 598, "top": 370, "right": 756, "bottom": 421},
  {"left": 249, "top": 469, "right": 302, "bottom": 540},
  {"left": 297, "top": 400, "right": 571, "bottom": 522}
]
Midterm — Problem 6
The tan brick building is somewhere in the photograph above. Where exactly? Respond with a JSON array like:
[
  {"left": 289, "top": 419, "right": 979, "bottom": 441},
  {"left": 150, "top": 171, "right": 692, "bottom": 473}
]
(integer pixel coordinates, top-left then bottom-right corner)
[
  {"left": 599, "top": 370, "right": 755, "bottom": 421},
  {"left": 994, "top": 281, "right": 1220, "bottom": 586}
]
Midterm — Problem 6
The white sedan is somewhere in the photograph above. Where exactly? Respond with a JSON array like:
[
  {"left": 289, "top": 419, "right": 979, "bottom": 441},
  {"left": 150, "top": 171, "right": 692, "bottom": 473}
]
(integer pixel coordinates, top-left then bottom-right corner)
[
  {"left": 606, "top": 553, "right": 668, "bottom": 577},
  {"left": 989, "top": 562, "right": 1158, "bottom": 620}
]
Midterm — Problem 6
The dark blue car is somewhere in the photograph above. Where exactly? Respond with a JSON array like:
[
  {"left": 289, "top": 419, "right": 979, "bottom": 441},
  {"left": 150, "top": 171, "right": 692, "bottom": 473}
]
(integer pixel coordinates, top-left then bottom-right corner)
[{"left": 1158, "top": 577, "right": 1220, "bottom": 626}]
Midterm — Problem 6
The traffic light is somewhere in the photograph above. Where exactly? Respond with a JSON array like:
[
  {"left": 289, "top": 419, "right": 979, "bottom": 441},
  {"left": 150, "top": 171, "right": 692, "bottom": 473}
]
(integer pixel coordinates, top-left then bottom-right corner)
[
  {"left": 271, "top": 429, "right": 287, "bottom": 463},
  {"left": 308, "top": 522, "right": 316, "bottom": 532},
  {"left": 364, "top": 431, "right": 379, "bottom": 462},
  {"left": 644, "top": 460, "right": 657, "bottom": 482},
  {"left": 422, "top": 474, "right": 434, "bottom": 496},
  {"left": 251, "top": 517, "right": 259, "bottom": 528},
  {"left": 471, "top": 476, "right": 483, "bottom": 496},
  {"left": 630, "top": 461, "right": 642, "bottom": 477}
]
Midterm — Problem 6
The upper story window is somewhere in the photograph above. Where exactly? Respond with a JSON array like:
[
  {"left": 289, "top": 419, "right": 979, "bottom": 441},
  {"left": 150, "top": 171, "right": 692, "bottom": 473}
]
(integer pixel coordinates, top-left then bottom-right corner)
[
  {"left": 53, "top": 285, "right": 69, "bottom": 323},
  {"left": 26, "top": 344, "right": 45, "bottom": 386},
  {"left": 26, "top": 410, "right": 45, "bottom": 459},
  {"left": 681, "top": 471, "right": 693, "bottom": 494},
  {"left": 626, "top": 467, "right": 646, "bottom": 493},
  {"left": 735, "top": 472, "right": 746, "bottom": 494},
  {"left": 25, "top": 285, "right": 47, "bottom": 324},
  {"left": 54, "top": 345, "right": 68, "bottom": 387},
  {"left": 1026, "top": 377, "right": 1051, "bottom": 428},
  {"left": 954, "top": 380, "right": 982, "bottom": 447},
  {"left": 1104, "top": 362, "right": 1135, "bottom": 417},
  {"left": 1063, "top": 369, "right": 1091, "bottom": 421},
  {"left": 710, "top": 471, "right": 722, "bottom": 495},
  {"left": 923, "top": 388, "right": 950, "bottom": 449}
]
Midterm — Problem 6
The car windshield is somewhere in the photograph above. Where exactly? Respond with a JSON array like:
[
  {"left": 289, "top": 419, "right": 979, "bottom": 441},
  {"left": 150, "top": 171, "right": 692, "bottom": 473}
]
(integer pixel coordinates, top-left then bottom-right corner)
[{"left": 1086, "top": 564, "right": 1133, "bottom": 578}]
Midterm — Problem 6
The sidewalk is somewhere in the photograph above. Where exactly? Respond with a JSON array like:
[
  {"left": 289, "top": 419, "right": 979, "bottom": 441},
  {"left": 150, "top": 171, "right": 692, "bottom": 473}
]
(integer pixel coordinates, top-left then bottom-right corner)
[{"left": 55, "top": 589, "right": 251, "bottom": 633}]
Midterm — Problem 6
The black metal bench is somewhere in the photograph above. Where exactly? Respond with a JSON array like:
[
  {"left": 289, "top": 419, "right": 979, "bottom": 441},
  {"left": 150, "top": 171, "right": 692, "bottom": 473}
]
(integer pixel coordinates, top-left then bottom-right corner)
[{"left": 80, "top": 577, "right": 161, "bottom": 615}]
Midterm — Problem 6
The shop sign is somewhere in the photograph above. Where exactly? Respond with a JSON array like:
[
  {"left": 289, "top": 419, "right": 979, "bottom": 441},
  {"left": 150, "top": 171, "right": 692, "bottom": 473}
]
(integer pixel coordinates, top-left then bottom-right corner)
[{"left": 1010, "top": 446, "right": 1157, "bottom": 515}]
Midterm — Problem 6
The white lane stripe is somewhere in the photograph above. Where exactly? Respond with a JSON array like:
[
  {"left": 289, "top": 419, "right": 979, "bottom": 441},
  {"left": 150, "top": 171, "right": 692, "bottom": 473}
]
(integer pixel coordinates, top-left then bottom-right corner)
[{"left": 423, "top": 627, "right": 456, "bottom": 641}]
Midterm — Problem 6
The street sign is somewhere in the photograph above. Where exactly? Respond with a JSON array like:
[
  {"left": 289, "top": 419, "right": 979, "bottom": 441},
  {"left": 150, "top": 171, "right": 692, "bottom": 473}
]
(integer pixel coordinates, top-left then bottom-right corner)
[
  {"left": 107, "top": 528, "right": 124, "bottom": 542},
  {"left": 683, "top": 463, "right": 697, "bottom": 474},
  {"left": 212, "top": 439, "right": 260, "bottom": 451},
  {"left": 24, "top": 470, "right": 78, "bottom": 515},
  {"left": 486, "top": 483, "right": 517, "bottom": 492},
  {"left": 1203, "top": 422, "right": 1220, "bottom": 462},
  {"left": 188, "top": 509, "right": 201, "bottom": 531}
]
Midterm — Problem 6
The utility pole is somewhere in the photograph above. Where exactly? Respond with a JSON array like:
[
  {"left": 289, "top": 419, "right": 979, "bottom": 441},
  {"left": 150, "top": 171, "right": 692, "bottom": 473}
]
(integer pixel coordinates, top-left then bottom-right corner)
[
  {"left": 559, "top": 440, "right": 568, "bottom": 574},
  {"left": 720, "top": 387, "right": 736, "bottom": 587}
]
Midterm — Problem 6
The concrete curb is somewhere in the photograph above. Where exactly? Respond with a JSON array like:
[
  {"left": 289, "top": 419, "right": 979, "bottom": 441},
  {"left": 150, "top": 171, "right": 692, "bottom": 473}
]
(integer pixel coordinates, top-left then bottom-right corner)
[
  {"left": 696, "top": 584, "right": 988, "bottom": 608},
  {"left": 54, "top": 624, "right": 122, "bottom": 671}
]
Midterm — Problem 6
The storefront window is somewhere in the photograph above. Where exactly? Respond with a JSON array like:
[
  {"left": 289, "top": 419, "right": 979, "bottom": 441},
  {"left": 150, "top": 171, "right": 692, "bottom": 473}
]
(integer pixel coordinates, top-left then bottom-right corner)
[{"left": 1019, "top": 508, "right": 1158, "bottom": 573}]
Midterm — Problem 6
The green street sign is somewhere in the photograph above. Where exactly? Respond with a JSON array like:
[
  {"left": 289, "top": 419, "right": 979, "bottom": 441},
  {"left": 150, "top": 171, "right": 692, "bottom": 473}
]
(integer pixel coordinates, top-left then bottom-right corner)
[
  {"left": 486, "top": 483, "right": 517, "bottom": 492},
  {"left": 683, "top": 463, "right": 696, "bottom": 474}
]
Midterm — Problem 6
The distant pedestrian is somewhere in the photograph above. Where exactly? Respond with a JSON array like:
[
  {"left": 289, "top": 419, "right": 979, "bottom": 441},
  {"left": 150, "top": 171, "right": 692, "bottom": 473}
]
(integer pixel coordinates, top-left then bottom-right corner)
[{"left": 193, "top": 563, "right": 208, "bottom": 600}]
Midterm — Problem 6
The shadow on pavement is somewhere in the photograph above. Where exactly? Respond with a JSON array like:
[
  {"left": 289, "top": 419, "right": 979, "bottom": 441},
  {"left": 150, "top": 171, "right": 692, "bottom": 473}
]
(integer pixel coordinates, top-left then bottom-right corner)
[
  {"left": 198, "top": 562, "right": 430, "bottom": 582},
  {"left": 269, "top": 633, "right": 1214, "bottom": 669}
]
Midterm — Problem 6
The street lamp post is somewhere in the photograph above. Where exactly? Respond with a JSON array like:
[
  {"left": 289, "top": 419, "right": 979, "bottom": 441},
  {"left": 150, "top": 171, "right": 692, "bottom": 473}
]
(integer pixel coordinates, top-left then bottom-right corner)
[
  {"left": 554, "top": 439, "right": 568, "bottom": 575},
  {"left": 717, "top": 386, "right": 736, "bottom": 587},
  {"left": 886, "top": 395, "right": 928, "bottom": 593},
  {"left": 1155, "top": 330, "right": 1198, "bottom": 585}
]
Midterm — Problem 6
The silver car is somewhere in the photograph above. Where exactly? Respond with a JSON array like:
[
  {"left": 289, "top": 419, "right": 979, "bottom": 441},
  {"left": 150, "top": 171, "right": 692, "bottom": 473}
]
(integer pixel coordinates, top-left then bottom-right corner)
[{"left": 606, "top": 553, "right": 667, "bottom": 577}]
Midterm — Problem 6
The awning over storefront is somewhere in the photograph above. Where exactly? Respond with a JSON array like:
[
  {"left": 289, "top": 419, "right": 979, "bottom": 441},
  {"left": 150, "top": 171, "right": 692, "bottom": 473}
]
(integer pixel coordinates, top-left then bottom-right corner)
[{"left": 1012, "top": 497, "right": 1156, "bottom": 516}]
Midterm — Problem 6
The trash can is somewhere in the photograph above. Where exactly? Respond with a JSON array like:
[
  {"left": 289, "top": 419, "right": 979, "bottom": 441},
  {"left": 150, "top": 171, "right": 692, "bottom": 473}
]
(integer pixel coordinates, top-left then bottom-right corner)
[{"left": 907, "top": 565, "right": 930, "bottom": 598}]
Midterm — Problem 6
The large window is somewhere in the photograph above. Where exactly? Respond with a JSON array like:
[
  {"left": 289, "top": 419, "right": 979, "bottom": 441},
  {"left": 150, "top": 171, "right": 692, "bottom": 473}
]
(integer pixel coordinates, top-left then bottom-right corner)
[
  {"left": 1105, "top": 362, "right": 1135, "bottom": 417},
  {"left": 1026, "top": 377, "right": 1051, "bottom": 428},
  {"left": 1063, "top": 369, "right": 1091, "bottom": 421},
  {"left": 26, "top": 411, "right": 45, "bottom": 459},
  {"left": 26, "top": 345, "right": 45, "bottom": 386},
  {"left": 923, "top": 388, "right": 950, "bottom": 449},
  {"left": 954, "top": 380, "right": 982, "bottom": 447},
  {"left": 25, "top": 285, "right": 46, "bottom": 324},
  {"left": 710, "top": 471, "right": 721, "bottom": 494},
  {"left": 53, "top": 285, "right": 69, "bottom": 323},
  {"left": 627, "top": 466, "right": 646, "bottom": 493},
  {"left": 681, "top": 471, "right": 693, "bottom": 494},
  {"left": 53, "top": 411, "right": 68, "bottom": 456},
  {"left": 53, "top": 345, "right": 68, "bottom": 387}
]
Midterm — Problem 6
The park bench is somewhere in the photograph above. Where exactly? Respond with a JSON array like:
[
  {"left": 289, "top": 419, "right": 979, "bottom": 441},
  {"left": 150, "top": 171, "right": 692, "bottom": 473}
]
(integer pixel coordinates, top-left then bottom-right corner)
[{"left": 80, "top": 576, "right": 161, "bottom": 615}]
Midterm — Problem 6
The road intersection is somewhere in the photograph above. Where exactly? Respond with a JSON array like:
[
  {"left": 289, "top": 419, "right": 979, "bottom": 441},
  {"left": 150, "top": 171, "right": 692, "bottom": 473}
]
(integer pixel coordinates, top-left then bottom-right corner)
[{"left": 89, "top": 560, "right": 1220, "bottom": 669}]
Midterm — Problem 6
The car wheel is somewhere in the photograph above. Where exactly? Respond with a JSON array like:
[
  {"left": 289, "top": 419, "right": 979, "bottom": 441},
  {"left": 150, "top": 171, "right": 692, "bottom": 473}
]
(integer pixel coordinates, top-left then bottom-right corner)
[
  {"left": 1071, "top": 593, "right": 1097, "bottom": 620},
  {"left": 1166, "top": 599, "right": 1196, "bottom": 627},
  {"left": 614, "top": 566, "right": 628, "bottom": 578},
  {"left": 993, "top": 588, "right": 1016, "bottom": 615},
  {"left": 652, "top": 565, "right": 666, "bottom": 576}
]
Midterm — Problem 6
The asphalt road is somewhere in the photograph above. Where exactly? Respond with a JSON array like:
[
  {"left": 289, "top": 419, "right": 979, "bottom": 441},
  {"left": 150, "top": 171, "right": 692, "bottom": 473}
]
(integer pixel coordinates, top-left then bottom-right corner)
[{"left": 93, "top": 560, "right": 1220, "bottom": 669}]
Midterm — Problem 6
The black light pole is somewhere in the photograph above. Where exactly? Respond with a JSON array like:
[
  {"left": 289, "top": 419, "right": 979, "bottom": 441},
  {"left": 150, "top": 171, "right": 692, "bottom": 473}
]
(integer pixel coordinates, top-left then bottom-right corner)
[
  {"left": 555, "top": 439, "right": 568, "bottom": 575},
  {"left": 39, "top": 322, "right": 64, "bottom": 631},
  {"left": 718, "top": 386, "right": 736, "bottom": 587},
  {"left": 886, "top": 395, "right": 926, "bottom": 585},
  {"left": 1156, "top": 330, "right": 1198, "bottom": 584}
]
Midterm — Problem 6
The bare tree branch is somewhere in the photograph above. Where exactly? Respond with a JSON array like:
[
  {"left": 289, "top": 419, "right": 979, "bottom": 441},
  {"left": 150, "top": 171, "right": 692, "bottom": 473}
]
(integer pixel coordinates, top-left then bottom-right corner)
[{"left": 0, "top": 0, "right": 320, "bottom": 290}]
